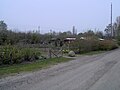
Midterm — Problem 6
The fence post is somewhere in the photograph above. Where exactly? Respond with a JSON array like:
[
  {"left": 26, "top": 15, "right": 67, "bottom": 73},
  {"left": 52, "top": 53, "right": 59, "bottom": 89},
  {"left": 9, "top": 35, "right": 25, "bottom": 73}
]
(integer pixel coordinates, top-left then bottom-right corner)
[
  {"left": 61, "top": 47, "right": 63, "bottom": 57},
  {"left": 49, "top": 48, "right": 52, "bottom": 58}
]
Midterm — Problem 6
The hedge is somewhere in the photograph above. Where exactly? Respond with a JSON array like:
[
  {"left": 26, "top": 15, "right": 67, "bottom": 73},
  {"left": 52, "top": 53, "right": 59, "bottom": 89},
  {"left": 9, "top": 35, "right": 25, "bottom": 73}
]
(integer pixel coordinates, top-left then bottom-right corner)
[
  {"left": 0, "top": 45, "right": 41, "bottom": 65},
  {"left": 69, "top": 39, "right": 118, "bottom": 54}
]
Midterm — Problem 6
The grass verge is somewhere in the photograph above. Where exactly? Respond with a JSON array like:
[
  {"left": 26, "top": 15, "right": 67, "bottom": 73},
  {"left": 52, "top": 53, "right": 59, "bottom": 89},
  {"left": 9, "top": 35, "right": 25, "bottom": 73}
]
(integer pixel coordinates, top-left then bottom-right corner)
[{"left": 0, "top": 57, "right": 73, "bottom": 77}]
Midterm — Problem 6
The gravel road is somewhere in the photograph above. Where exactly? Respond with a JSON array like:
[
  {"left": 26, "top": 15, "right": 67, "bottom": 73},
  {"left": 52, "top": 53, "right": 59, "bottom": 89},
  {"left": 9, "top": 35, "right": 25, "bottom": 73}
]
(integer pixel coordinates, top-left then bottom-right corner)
[{"left": 0, "top": 49, "right": 120, "bottom": 90}]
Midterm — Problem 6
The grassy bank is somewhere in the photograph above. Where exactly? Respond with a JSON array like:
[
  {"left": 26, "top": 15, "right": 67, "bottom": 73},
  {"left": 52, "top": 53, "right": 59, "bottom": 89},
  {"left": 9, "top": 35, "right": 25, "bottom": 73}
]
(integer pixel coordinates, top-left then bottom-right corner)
[{"left": 0, "top": 57, "right": 72, "bottom": 77}]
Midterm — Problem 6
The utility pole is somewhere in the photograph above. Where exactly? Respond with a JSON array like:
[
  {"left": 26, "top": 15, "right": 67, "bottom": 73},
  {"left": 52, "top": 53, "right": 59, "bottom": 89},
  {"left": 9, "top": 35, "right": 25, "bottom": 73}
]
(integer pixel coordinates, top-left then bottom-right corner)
[{"left": 111, "top": 3, "right": 113, "bottom": 37}]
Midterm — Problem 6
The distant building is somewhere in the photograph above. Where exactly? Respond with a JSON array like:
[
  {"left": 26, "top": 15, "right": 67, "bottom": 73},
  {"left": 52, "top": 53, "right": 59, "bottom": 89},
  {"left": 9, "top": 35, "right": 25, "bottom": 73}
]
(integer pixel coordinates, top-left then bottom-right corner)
[
  {"left": 80, "top": 37, "right": 86, "bottom": 40},
  {"left": 64, "top": 38, "right": 76, "bottom": 43},
  {"left": 98, "top": 38, "right": 104, "bottom": 41}
]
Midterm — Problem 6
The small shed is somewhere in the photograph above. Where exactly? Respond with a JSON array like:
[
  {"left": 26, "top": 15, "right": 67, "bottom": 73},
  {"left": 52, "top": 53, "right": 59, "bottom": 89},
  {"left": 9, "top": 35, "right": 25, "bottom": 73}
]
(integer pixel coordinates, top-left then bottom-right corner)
[{"left": 64, "top": 38, "right": 76, "bottom": 43}]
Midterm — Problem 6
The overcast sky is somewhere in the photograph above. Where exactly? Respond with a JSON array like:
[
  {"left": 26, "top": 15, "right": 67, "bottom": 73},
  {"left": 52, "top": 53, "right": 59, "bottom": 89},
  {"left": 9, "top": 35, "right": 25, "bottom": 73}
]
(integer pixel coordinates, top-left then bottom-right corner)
[{"left": 1, "top": 0, "right": 120, "bottom": 33}]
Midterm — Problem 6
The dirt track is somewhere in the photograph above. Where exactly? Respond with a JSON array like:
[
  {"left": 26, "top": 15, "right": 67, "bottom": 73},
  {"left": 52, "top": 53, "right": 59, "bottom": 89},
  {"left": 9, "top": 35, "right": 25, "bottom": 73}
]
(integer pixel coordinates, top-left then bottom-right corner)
[{"left": 1, "top": 49, "right": 120, "bottom": 90}]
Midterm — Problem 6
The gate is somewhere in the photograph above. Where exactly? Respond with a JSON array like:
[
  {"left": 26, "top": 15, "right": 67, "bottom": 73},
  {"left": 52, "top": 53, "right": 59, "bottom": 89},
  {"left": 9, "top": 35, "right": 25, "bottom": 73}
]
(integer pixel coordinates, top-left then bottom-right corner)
[{"left": 49, "top": 47, "right": 63, "bottom": 58}]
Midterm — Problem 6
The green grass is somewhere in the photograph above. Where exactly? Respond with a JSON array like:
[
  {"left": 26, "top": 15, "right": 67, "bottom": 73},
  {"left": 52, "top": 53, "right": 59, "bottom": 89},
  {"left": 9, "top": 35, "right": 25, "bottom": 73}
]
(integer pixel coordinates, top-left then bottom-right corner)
[
  {"left": 80, "top": 51, "right": 106, "bottom": 55},
  {"left": 0, "top": 57, "right": 73, "bottom": 77}
]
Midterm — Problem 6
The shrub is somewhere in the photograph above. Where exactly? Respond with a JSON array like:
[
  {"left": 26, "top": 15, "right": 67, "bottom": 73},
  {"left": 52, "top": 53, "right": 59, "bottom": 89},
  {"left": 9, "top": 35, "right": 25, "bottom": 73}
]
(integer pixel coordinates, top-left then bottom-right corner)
[
  {"left": 62, "top": 49, "right": 69, "bottom": 53},
  {"left": 98, "top": 40, "right": 118, "bottom": 50},
  {"left": 0, "top": 45, "right": 41, "bottom": 65},
  {"left": 69, "top": 40, "right": 99, "bottom": 53},
  {"left": 0, "top": 46, "right": 22, "bottom": 64},
  {"left": 69, "top": 39, "right": 118, "bottom": 54},
  {"left": 22, "top": 48, "right": 41, "bottom": 61}
]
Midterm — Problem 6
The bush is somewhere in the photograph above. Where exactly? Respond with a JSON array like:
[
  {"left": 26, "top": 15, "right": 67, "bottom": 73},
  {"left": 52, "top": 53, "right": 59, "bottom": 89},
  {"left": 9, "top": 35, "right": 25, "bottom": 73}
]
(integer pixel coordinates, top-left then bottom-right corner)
[
  {"left": 69, "top": 40, "right": 99, "bottom": 53},
  {"left": 69, "top": 39, "right": 118, "bottom": 54},
  {"left": 98, "top": 40, "right": 118, "bottom": 50},
  {"left": 62, "top": 50, "right": 69, "bottom": 53},
  {"left": 22, "top": 48, "right": 41, "bottom": 61},
  {"left": 0, "top": 45, "right": 41, "bottom": 65}
]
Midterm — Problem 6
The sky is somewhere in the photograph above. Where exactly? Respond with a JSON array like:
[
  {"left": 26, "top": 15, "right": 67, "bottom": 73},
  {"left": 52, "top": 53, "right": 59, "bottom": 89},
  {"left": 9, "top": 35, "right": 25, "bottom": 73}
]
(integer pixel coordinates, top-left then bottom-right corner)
[{"left": 0, "top": 0, "right": 120, "bottom": 34}]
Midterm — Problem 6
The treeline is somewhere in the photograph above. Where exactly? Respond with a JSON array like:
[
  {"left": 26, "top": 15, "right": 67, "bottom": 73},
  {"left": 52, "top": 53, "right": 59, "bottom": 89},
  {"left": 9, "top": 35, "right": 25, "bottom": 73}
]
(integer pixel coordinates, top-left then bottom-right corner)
[{"left": 0, "top": 21, "right": 105, "bottom": 45}]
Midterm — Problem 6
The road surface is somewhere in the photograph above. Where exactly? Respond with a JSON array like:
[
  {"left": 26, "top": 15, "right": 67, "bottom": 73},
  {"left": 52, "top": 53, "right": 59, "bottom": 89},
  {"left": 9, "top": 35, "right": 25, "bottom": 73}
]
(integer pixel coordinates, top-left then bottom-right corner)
[{"left": 1, "top": 49, "right": 120, "bottom": 90}]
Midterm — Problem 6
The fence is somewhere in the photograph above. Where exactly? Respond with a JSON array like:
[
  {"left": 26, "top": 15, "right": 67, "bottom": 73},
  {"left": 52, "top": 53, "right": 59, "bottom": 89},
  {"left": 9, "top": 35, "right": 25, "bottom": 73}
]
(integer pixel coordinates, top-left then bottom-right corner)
[{"left": 48, "top": 47, "right": 63, "bottom": 58}]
